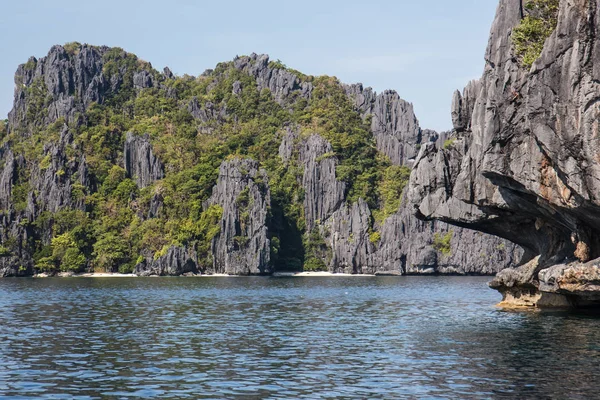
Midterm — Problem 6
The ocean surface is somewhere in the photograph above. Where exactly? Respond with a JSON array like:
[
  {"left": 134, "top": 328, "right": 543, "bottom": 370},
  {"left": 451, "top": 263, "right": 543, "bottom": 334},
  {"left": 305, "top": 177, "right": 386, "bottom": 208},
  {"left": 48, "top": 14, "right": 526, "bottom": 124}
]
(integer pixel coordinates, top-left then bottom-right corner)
[{"left": 1, "top": 276, "right": 600, "bottom": 399}]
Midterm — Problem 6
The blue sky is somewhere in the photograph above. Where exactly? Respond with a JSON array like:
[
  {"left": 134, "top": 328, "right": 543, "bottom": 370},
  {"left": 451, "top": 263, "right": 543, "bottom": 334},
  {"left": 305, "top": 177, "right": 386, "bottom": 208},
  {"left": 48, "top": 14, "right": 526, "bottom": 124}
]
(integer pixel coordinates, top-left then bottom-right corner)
[{"left": 0, "top": 0, "right": 498, "bottom": 132}]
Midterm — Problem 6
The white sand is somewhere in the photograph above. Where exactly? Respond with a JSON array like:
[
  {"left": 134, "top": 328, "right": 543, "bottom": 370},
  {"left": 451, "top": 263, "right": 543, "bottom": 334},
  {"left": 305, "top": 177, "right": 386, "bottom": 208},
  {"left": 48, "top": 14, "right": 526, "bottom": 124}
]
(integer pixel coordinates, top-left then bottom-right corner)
[
  {"left": 272, "top": 271, "right": 375, "bottom": 277},
  {"left": 76, "top": 273, "right": 137, "bottom": 278},
  {"left": 32, "top": 271, "right": 377, "bottom": 278}
]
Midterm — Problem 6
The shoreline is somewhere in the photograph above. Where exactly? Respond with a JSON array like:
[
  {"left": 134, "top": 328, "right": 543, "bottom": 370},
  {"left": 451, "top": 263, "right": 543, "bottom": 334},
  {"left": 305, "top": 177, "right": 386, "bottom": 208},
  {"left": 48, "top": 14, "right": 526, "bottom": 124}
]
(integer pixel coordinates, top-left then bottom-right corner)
[
  {"left": 17, "top": 271, "right": 498, "bottom": 278},
  {"left": 29, "top": 271, "right": 381, "bottom": 278},
  {"left": 272, "top": 271, "right": 376, "bottom": 277}
]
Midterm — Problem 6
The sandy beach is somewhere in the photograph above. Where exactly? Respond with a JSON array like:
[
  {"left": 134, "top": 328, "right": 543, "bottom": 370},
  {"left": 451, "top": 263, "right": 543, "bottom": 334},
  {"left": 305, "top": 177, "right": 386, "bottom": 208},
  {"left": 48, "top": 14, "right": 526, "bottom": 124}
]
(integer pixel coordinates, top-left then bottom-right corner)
[
  {"left": 30, "top": 271, "right": 383, "bottom": 278},
  {"left": 272, "top": 271, "right": 376, "bottom": 277}
]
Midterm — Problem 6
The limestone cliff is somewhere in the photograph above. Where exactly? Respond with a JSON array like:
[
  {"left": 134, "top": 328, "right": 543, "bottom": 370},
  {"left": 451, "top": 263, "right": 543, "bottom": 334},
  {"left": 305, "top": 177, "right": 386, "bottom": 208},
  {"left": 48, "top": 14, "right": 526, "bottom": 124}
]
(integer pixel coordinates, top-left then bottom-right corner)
[
  {"left": 409, "top": 0, "right": 600, "bottom": 306},
  {"left": 0, "top": 42, "right": 521, "bottom": 277},
  {"left": 280, "top": 128, "right": 521, "bottom": 275},
  {"left": 207, "top": 158, "right": 271, "bottom": 275},
  {"left": 345, "top": 84, "right": 426, "bottom": 166},
  {"left": 124, "top": 132, "right": 164, "bottom": 188}
]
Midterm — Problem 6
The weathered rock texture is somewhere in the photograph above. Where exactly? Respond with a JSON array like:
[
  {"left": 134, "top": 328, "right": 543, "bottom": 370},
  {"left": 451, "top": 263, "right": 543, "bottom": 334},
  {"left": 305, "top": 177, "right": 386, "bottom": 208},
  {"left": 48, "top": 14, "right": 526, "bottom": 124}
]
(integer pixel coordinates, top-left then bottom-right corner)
[
  {"left": 340, "top": 82, "right": 522, "bottom": 275},
  {"left": 451, "top": 80, "right": 481, "bottom": 133},
  {"left": 0, "top": 43, "right": 522, "bottom": 277},
  {"left": 135, "top": 246, "right": 197, "bottom": 277},
  {"left": 345, "top": 84, "right": 427, "bottom": 166},
  {"left": 124, "top": 132, "right": 164, "bottom": 188},
  {"left": 323, "top": 199, "right": 375, "bottom": 274},
  {"left": 8, "top": 45, "right": 157, "bottom": 132},
  {"left": 299, "top": 134, "right": 346, "bottom": 232},
  {"left": 284, "top": 130, "right": 521, "bottom": 275},
  {"left": 233, "top": 53, "right": 313, "bottom": 105},
  {"left": 371, "top": 195, "right": 523, "bottom": 276},
  {"left": 409, "top": 0, "right": 600, "bottom": 307},
  {"left": 208, "top": 158, "right": 271, "bottom": 275}
]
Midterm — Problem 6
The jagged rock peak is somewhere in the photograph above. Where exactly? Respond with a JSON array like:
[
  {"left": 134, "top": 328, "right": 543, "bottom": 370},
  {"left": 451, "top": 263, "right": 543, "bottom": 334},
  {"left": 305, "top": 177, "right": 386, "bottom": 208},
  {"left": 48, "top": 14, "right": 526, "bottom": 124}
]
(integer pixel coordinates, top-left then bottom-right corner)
[
  {"left": 8, "top": 43, "right": 162, "bottom": 132},
  {"left": 233, "top": 53, "right": 312, "bottom": 105},
  {"left": 344, "top": 83, "right": 435, "bottom": 166},
  {"left": 451, "top": 79, "right": 480, "bottom": 132}
]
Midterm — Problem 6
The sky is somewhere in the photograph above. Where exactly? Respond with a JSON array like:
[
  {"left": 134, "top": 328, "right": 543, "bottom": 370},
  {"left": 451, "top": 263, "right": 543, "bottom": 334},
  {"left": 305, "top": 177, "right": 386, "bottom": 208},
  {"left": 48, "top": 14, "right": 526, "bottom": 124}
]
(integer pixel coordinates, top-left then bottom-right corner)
[{"left": 0, "top": 0, "right": 498, "bottom": 132}]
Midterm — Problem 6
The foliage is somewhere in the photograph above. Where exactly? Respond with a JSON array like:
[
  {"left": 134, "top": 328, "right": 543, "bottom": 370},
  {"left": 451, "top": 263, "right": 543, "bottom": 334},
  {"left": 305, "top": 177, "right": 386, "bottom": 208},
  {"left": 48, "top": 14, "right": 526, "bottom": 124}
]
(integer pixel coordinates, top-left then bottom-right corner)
[
  {"left": 191, "top": 204, "right": 223, "bottom": 268},
  {"left": 0, "top": 246, "right": 10, "bottom": 257},
  {"left": 92, "top": 232, "right": 130, "bottom": 272},
  {"left": 369, "top": 231, "right": 381, "bottom": 244},
  {"left": 303, "top": 228, "right": 330, "bottom": 271},
  {"left": 4, "top": 49, "right": 421, "bottom": 274},
  {"left": 236, "top": 187, "right": 250, "bottom": 208},
  {"left": 24, "top": 59, "right": 36, "bottom": 71},
  {"left": 25, "top": 78, "right": 52, "bottom": 125},
  {"left": 11, "top": 183, "right": 30, "bottom": 213},
  {"left": 512, "top": 0, "right": 560, "bottom": 68},
  {"left": 433, "top": 231, "right": 453, "bottom": 257},
  {"left": 374, "top": 165, "right": 411, "bottom": 221},
  {"left": 35, "top": 232, "right": 87, "bottom": 272},
  {"left": 0, "top": 120, "right": 6, "bottom": 140},
  {"left": 268, "top": 59, "right": 287, "bottom": 70},
  {"left": 63, "top": 42, "right": 82, "bottom": 55},
  {"left": 39, "top": 155, "right": 51, "bottom": 170},
  {"left": 443, "top": 138, "right": 456, "bottom": 150},
  {"left": 295, "top": 76, "right": 384, "bottom": 208}
]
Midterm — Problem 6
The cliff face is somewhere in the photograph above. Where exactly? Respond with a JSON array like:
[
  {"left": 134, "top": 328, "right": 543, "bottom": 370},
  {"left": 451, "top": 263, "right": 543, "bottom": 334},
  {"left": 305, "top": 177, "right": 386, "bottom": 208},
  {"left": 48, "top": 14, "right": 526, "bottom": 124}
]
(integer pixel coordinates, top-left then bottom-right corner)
[
  {"left": 408, "top": 0, "right": 600, "bottom": 306},
  {"left": 0, "top": 42, "right": 521, "bottom": 277},
  {"left": 135, "top": 246, "right": 197, "bottom": 277},
  {"left": 345, "top": 84, "right": 430, "bottom": 167},
  {"left": 278, "top": 126, "right": 521, "bottom": 275},
  {"left": 298, "top": 134, "right": 346, "bottom": 233},
  {"left": 233, "top": 54, "right": 313, "bottom": 106},
  {"left": 207, "top": 158, "right": 271, "bottom": 275},
  {"left": 371, "top": 195, "right": 523, "bottom": 276},
  {"left": 340, "top": 82, "right": 522, "bottom": 275},
  {"left": 124, "top": 132, "right": 164, "bottom": 188}
]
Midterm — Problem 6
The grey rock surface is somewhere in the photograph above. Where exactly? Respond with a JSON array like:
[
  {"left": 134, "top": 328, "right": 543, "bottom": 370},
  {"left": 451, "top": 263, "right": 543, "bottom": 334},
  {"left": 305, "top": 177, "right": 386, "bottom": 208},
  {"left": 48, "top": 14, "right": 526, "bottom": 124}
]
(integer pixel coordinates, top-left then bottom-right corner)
[
  {"left": 345, "top": 84, "right": 435, "bottom": 166},
  {"left": 323, "top": 199, "right": 374, "bottom": 274},
  {"left": 451, "top": 80, "right": 480, "bottom": 132},
  {"left": 408, "top": 0, "right": 600, "bottom": 305},
  {"left": 371, "top": 196, "right": 523, "bottom": 276},
  {"left": 0, "top": 39, "right": 524, "bottom": 278},
  {"left": 0, "top": 151, "right": 16, "bottom": 210},
  {"left": 188, "top": 97, "right": 228, "bottom": 124},
  {"left": 234, "top": 53, "right": 312, "bottom": 105},
  {"left": 135, "top": 246, "right": 197, "bottom": 276},
  {"left": 29, "top": 129, "right": 89, "bottom": 214},
  {"left": 8, "top": 44, "right": 155, "bottom": 132},
  {"left": 286, "top": 132, "right": 521, "bottom": 275},
  {"left": 208, "top": 158, "right": 271, "bottom": 275},
  {"left": 124, "top": 132, "right": 164, "bottom": 188},
  {"left": 299, "top": 134, "right": 346, "bottom": 232},
  {"left": 0, "top": 212, "right": 33, "bottom": 277}
]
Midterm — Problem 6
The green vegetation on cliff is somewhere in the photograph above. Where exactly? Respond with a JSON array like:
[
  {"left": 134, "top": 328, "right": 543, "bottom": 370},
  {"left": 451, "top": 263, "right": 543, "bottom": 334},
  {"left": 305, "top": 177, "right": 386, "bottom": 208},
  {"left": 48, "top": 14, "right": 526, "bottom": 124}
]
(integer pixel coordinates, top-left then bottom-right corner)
[
  {"left": 1, "top": 46, "right": 415, "bottom": 274},
  {"left": 433, "top": 231, "right": 453, "bottom": 257},
  {"left": 512, "top": 0, "right": 560, "bottom": 68}
]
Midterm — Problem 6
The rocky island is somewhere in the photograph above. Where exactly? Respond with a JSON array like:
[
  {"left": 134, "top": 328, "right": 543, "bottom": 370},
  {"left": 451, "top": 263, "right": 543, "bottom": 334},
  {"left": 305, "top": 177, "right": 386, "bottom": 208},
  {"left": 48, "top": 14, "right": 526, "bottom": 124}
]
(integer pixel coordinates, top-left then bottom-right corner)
[
  {"left": 0, "top": 42, "right": 521, "bottom": 278},
  {"left": 408, "top": 0, "right": 600, "bottom": 307},
  {"left": 5, "top": 0, "right": 596, "bottom": 311}
]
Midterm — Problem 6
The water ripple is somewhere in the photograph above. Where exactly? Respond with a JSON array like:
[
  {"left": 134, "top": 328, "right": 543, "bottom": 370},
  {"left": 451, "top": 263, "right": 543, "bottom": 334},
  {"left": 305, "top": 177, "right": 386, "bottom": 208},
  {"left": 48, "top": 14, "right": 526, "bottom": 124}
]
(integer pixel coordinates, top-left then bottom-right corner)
[{"left": 0, "top": 276, "right": 599, "bottom": 398}]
